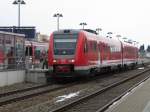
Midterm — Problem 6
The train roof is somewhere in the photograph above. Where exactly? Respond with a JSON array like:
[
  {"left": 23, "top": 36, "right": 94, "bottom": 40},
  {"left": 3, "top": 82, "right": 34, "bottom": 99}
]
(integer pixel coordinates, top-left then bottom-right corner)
[
  {"left": 52, "top": 29, "right": 120, "bottom": 45},
  {"left": 53, "top": 29, "right": 98, "bottom": 35},
  {"left": 82, "top": 29, "right": 98, "bottom": 34},
  {"left": 122, "top": 41, "right": 137, "bottom": 48},
  {"left": 25, "top": 40, "right": 49, "bottom": 47},
  {"left": 53, "top": 29, "right": 80, "bottom": 35},
  {"left": 52, "top": 29, "right": 137, "bottom": 48}
]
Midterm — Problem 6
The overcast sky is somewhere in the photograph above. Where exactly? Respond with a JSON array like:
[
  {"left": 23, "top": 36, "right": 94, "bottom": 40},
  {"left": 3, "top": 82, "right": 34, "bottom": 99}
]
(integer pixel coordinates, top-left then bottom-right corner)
[{"left": 0, "top": 0, "right": 150, "bottom": 47}]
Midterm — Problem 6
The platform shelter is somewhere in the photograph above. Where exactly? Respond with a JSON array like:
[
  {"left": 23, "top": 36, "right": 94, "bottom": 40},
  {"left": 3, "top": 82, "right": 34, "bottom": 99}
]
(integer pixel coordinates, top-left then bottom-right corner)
[{"left": 0, "top": 31, "right": 25, "bottom": 87}]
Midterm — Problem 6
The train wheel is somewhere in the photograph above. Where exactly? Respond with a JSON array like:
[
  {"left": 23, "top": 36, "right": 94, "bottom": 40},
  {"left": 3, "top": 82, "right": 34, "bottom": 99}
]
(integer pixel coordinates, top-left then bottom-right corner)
[
  {"left": 131, "top": 63, "right": 136, "bottom": 69},
  {"left": 117, "top": 65, "right": 122, "bottom": 72},
  {"left": 85, "top": 68, "right": 96, "bottom": 78},
  {"left": 45, "top": 72, "right": 55, "bottom": 84},
  {"left": 123, "top": 64, "right": 128, "bottom": 71}
]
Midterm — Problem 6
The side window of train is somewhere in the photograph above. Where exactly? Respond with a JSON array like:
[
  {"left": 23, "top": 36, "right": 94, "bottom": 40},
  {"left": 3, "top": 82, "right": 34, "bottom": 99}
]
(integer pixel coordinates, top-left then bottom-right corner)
[
  {"left": 91, "top": 41, "right": 97, "bottom": 52},
  {"left": 87, "top": 42, "right": 90, "bottom": 52},
  {"left": 89, "top": 41, "right": 92, "bottom": 51},
  {"left": 84, "top": 39, "right": 88, "bottom": 53},
  {"left": 25, "top": 47, "right": 28, "bottom": 56},
  {"left": 29, "top": 47, "right": 32, "bottom": 56},
  {"left": 25, "top": 46, "right": 32, "bottom": 56},
  {"left": 98, "top": 44, "right": 101, "bottom": 52},
  {"left": 93, "top": 42, "right": 97, "bottom": 51},
  {"left": 103, "top": 45, "right": 107, "bottom": 60},
  {"left": 91, "top": 42, "right": 93, "bottom": 52}
]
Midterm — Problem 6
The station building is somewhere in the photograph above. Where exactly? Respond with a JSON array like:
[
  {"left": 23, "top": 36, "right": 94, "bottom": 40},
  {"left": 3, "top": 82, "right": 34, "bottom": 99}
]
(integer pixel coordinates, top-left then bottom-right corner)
[{"left": 0, "top": 31, "right": 25, "bottom": 87}]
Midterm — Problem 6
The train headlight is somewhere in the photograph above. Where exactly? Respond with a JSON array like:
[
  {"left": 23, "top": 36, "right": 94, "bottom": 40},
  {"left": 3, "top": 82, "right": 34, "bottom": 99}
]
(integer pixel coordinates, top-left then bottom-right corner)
[
  {"left": 53, "top": 59, "right": 57, "bottom": 63},
  {"left": 70, "top": 59, "right": 75, "bottom": 63}
]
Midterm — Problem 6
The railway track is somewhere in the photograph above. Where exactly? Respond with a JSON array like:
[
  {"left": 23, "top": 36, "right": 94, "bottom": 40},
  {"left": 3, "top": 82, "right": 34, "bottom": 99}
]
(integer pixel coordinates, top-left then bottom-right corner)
[
  {"left": 0, "top": 82, "right": 80, "bottom": 106},
  {"left": 96, "top": 71, "right": 150, "bottom": 112},
  {"left": 0, "top": 84, "right": 49, "bottom": 98},
  {"left": 0, "top": 73, "right": 108, "bottom": 107},
  {"left": 0, "top": 69, "right": 130, "bottom": 106},
  {"left": 0, "top": 64, "right": 149, "bottom": 111},
  {"left": 50, "top": 67, "right": 150, "bottom": 112}
]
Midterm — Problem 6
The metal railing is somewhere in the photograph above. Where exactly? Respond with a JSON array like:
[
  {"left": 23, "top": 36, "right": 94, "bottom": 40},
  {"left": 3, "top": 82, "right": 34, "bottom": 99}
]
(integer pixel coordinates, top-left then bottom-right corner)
[
  {"left": 25, "top": 57, "right": 48, "bottom": 70},
  {"left": 0, "top": 57, "right": 25, "bottom": 71}
]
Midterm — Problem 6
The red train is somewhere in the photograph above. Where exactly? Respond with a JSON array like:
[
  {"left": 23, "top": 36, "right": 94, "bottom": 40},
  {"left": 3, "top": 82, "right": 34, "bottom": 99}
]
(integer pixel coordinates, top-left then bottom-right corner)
[
  {"left": 25, "top": 40, "right": 49, "bottom": 68},
  {"left": 48, "top": 29, "right": 138, "bottom": 78}
]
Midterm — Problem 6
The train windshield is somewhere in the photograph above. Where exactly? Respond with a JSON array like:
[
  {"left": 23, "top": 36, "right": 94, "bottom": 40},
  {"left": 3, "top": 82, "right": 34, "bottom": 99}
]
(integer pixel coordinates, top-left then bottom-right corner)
[{"left": 54, "top": 34, "right": 78, "bottom": 55}]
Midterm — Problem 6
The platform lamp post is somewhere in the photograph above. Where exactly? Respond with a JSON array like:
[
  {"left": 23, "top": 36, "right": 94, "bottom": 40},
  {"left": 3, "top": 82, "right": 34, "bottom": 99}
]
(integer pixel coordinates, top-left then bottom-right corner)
[
  {"left": 128, "top": 39, "right": 133, "bottom": 44},
  {"left": 79, "top": 22, "right": 87, "bottom": 29},
  {"left": 133, "top": 41, "right": 139, "bottom": 48},
  {"left": 136, "top": 41, "right": 139, "bottom": 48},
  {"left": 122, "top": 37, "right": 128, "bottom": 42},
  {"left": 136, "top": 41, "right": 139, "bottom": 45},
  {"left": 13, "top": 0, "right": 26, "bottom": 27},
  {"left": 53, "top": 13, "right": 63, "bottom": 31},
  {"left": 116, "top": 34, "right": 121, "bottom": 40},
  {"left": 96, "top": 28, "right": 102, "bottom": 35},
  {"left": 107, "top": 32, "right": 113, "bottom": 38}
]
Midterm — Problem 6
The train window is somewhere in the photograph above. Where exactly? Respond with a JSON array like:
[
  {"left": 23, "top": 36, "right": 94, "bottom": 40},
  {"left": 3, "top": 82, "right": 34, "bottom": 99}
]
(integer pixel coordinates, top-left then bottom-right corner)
[
  {"left": 54, "top": 39, "right": 76, "bottom": 49},
  {"left": 54, "top": 34, "right": 78, "bottom": 39},
  {"left": 25, "top": 46, "right": 32, "bottom": 56},
  {"left": 89, "top": 41, "right": 96, "bottom": 52},
  {"left": 88, "top": 42, "right": 91, "bottom": 51},
  {"left": 0, "top": 35, "right": 4, "bottom": 66},
  {"left": 90, "top": 42, "right": 93, "bottom": 51},
  {"left": 29, "top": 47, "right": 32, "bottom": 56},
  {"left": 34, "top": 46, "right": 47, "bottom": 59},
  {"left": 94, "top": 42, "right": 97, "bottom": 51},
  {"left": 53, "top": 34, "right": 78, "bottom": 55},
  {"left": 35, "top": 50, "right": 40, "bottom": 59},
  {"left": 84, "top": 39, "right": 88, "bottom": 53},
  {"left": 98, "top": 44, "right": 101, "bottom": 51},
  {"left": 25, "top": 47, "right": 28, "bottom": 56},
  {"left": 89, "top": 42, "right": 92, "bottom": 51},
  {"left": 110, "top": 45, "right": 120, "bottom": 52}
]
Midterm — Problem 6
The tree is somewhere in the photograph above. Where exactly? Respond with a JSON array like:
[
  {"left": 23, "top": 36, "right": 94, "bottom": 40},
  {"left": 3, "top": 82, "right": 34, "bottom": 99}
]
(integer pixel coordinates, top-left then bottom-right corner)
[
  {"left": 139, "top": 44, "right": 145, "bottom": 52},
  {"left": 147, "top": 45, "right": 150, "bottom": 52}
]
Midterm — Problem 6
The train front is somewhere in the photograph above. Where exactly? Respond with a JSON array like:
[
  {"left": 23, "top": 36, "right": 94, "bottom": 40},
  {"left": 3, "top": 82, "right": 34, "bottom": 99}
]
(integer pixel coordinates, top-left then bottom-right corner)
[{"left": 48, "top": 29, "right": 87, "bottom": 78}]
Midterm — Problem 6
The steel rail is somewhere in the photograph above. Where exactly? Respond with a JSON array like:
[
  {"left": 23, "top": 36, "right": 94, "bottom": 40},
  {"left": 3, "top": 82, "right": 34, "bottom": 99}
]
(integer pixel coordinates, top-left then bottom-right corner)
[
  {"left": 0, "top": 82, "right": 78, "bottom": 106},
  {"left": 50, "top": 68, "right": 150, "bottom": 112},
  {"left": 95, "top": 74, "right": 150, "bottom": 112},
  {"left": 0, "top": 84, "right": 49, "bottom": 98}
]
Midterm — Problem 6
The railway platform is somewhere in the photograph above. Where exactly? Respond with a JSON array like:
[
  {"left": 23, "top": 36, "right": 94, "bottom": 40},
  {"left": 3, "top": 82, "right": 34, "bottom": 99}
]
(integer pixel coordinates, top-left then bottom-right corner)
[
  {"left": 105, "top": 77, "right": 150, "bottom": 112},
  {"left": 26, "top": 68, "right": 48, "bottom": 84}
]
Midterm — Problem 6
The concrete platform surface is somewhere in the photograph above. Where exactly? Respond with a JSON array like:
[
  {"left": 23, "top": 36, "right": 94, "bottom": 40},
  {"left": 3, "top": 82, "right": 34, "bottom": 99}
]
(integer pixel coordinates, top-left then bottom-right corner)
[
  {"left": 0, "top": 70, "right": 25, "bottom": 87},
  {"left": 105, "top": 77, "right": 150, "bottom": 112},
  {"left": 26, "top": 69, "right": 47, "bottom": 83}
]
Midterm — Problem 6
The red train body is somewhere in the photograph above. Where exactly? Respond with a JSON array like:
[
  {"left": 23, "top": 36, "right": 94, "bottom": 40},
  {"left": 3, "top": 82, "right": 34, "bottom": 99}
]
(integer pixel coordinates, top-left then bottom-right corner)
[{"left": 48, "top": 29, "right": 138, "bottom": 78}]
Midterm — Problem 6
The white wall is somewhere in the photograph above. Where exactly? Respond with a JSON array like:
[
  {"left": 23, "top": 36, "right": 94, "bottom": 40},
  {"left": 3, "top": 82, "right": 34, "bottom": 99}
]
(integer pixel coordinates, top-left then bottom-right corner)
[{"left": 0, "top": 70, "right": 25, "bottom": 87}]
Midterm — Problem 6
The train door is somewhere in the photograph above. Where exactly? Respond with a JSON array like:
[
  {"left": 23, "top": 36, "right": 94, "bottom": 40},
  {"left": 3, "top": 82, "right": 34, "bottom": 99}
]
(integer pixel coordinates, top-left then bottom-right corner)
[
  {"left": 120, "top": 41, "right": 124, "bottom": 66},
  {"left": 100, "top": 42, "right": 110, "bottom": 66},
  {"left": 98, "top": 42, "right": 101, "bottom": 67},
  {"left": 107, "top": 45, "right": 111, "bottom": 60},
  {"left": 100, "top": 42, "right": 104, "bottom": 65},
  {"left": 25, "top": 44, "right": 33, "bottom": 68}
]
